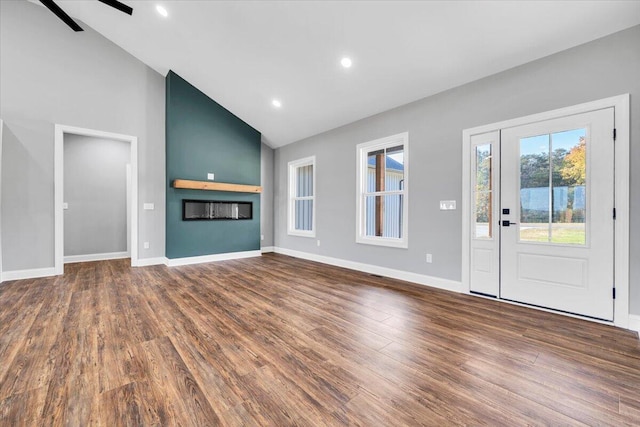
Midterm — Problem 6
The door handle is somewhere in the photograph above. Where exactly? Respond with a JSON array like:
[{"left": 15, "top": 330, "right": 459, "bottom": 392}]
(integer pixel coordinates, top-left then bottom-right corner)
[{"left": 502, "top": 220, "right": 517, "bottom": 227}]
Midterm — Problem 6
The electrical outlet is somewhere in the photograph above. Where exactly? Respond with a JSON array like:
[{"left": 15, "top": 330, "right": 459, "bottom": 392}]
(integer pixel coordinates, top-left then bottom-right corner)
[
  {"left": 207, "top": 173, "right": 215, "bottom": 180},
  {"left": 317, "top": 240, "right": 321, "bottom": 247},
  {"left": 144, "top": 242, "right": 150, "bottom": 249},
  {"left": 261, "top": 234, "right": 264, "bottom": 241},
  {"left": 426, "top": 253, "right": 433, "bottom": 263}
]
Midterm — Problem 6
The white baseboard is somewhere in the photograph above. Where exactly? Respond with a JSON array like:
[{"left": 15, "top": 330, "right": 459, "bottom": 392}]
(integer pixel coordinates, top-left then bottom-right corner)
[
  {"left": 2, "top": 267, "right": 57, "bottom": 282},
  {"left": 261, "top": 246, "right": 275, "bottom": 253},
  {"left": 165, "top": 250, "right": 262, "bottom": 267},
  {"left": 64, "top": 251, "right": 130, "bottom": 264},
  {"left": 1, "top": 250, "right": 263, "bottom": 280},
  {"left": 629, "top": 315, "right": 640, "bottom": 335},
  {"left": 272, "top": 247, "right": 462, "bottom": 293},
  {"left": 135, "top": 257, "right": 168, "bottom": 267}
]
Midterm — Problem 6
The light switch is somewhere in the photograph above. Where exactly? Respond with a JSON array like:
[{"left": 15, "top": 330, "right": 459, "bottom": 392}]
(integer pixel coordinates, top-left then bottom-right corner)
[
  {"left": 63, "top": 202, "right": 69, "bottom": 210},
  {"left": 439, "top": 200, "right": 456, "bottom": 210},
  {"left": 143, "top": 203, "right": 154, "bottom": 210},
  {"left": 207, "top": 173, "right": 215, "bottom": 180}
]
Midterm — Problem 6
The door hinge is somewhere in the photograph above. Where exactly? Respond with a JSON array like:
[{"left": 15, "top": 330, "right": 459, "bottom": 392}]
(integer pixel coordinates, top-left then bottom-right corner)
[
  {"left": 613, "top": 128, "right": 617, "bottom": 141},
  {"left": 613, "top": 288, "right": 616, "bottom": 299},
  {"left": 613, "top": 208, "right": 616, "bottom": 220}
]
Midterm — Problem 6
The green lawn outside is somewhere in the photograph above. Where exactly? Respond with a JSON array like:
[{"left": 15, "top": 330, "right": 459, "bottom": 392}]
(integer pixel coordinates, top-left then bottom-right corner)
[{"left": 519, "top": 223, "right": 586, "bottom": 244}]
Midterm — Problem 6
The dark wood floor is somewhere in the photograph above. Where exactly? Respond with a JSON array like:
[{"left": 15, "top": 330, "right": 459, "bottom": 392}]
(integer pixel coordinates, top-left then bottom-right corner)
[{"left": 1, "top": 254, "right": 639, "bottom": 426}]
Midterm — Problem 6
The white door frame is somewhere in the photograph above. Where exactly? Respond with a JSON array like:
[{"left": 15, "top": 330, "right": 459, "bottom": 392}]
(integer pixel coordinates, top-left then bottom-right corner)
[
  {"left": 462, "top": 94, "right": 630, "bottom": 329},
  {"left": 0, "top": 119, "right": 3, "bottom": 283},
  {"left": 54, "top": 124, "right": 139, "bottom": 274}
]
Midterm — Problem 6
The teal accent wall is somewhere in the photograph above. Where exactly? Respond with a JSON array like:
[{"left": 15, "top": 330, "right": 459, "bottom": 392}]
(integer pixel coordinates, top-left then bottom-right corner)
[{"left": 166, "top": 71, "right": 261, "bottom": 259}]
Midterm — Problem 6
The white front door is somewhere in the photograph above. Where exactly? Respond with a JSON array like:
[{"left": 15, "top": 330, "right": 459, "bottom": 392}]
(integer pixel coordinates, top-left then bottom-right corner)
[{"left": 500, "top": 108, "right": 615, "bottom": 320}]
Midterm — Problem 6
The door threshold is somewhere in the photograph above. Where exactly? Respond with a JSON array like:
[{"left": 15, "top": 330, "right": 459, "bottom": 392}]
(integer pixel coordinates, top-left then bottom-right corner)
[
  {"left": 468, "top": 291, "right": 616, "bottom": 326},
  {"left": 500, "top": 298, "right": 613, "bottom": 323}
]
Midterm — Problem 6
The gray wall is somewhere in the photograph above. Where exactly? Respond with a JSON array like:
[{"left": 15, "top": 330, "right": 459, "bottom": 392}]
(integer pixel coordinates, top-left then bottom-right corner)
[
  {"left": 165, "top": 71, "right": 261, "bottom": 259},
  {"left": 274, "top": 25, "right": 640, "bottom": 315},
  {"left": 261, "top": 142, "right": 274, "bottom": 247},
  {"left": 0, "top": 0, "right": 166, "bottom": 270},
  {"left": 64, "top": 135, "right": 130, "bottom": 256}
]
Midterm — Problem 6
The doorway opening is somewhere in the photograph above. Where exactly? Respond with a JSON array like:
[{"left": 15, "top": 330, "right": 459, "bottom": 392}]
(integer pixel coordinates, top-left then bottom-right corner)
[{"left": 54, "top": 125, "right": 138, "bottom": 274}]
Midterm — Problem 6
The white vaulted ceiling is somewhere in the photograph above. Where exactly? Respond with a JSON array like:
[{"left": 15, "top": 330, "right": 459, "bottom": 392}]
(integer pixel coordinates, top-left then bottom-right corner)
[{"left": 32, "top": 0, "right": 640, "bottom": 147}]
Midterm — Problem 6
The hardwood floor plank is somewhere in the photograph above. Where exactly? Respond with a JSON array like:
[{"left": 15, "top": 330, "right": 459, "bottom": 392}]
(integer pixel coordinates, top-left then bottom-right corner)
[
  {"left": 534, "top": 348, "right": 640, "bottom": 396},
  {"left": 0, "top": 387, "right": 48, "bottom": 427},
  {"left": 184, "top": 286, "right": 363, "bottom": 408},
  {"left": 0, "top": 280, "right": 43, "bottom": 337},
  {"left": 0, "top": 277, "right": 71, "bottom": 400},
  {"left": 96, "top": 283, "right": 149, "bottom": 393},
  {"left": 239, "top": 365, "right": 343, "bottom": 426},
  {"left": 220, "top": 402, "right": 261, "bottom": 427},
  {"left": 459, "top": 357, "right": 624, "bottom": 426},
  {"left": 620, "top": 394, "right": 640, "bottom": 419},
  {"left": 140, "top": 336, "right": 221, "bottom": 425},
  {"left": 306, "top": 327, "right": 551, "bottom": 426},
  {"left": 0, "top": 255, "right": 638, "bottom": 425},
  {"left": 381, "top": 339, "right": 621, "bottom": 416},
  {"left": 0, "top": 302, "right": 43, "bottom": 389},
  {"left": 99, "top": 381, "right": 168, "bottom": 427},
  {"left": 40, "top": 289, "right": 100, "bottom": 426},
  {"left": 168, "top": 331, "right": 247, "bottom": 414}
]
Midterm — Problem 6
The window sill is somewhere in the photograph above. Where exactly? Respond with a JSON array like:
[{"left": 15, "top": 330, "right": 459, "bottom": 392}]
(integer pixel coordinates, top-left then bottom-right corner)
[
  {"left": 356, "top": 236, "right": 408, "bottom": 249},
  {"left": 288, "top": 230, "right": 316, "bottom": 238}
]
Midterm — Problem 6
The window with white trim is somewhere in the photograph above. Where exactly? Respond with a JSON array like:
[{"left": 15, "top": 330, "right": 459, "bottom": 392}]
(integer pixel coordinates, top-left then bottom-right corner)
[
  {"left": 356, "top": 133, "right": 408, "bottom": 248},
  {"left": 288, "top": 156, "right": 315, "bottom": 237}
]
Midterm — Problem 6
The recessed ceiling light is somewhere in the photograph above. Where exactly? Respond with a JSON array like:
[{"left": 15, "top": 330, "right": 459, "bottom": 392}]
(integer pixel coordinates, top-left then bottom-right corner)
[
  {"left": 341, "top": 57, "right": 352, "bottom": 68},
  {"left": 272, "top": 99, "right": 282, "bottom": 108},
  {"left": 156, "top": 5, "right": 168, "bottom": 17}
]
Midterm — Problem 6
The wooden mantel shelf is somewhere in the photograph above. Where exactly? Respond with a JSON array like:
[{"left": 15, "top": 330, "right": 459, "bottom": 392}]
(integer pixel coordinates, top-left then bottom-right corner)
[{"left": 173, "top": 179, "right": 262, "bottom": 193}]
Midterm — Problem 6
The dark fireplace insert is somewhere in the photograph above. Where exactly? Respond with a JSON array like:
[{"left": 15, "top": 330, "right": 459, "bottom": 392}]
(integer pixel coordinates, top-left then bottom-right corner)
[{"left": 183, "top": 199, "right": 252, "bottom": 221}]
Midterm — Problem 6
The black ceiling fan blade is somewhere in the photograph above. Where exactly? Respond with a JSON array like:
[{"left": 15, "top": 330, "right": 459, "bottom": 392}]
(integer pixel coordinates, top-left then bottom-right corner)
[
  {"left": 97, "top": 0, "right": 134, "bottom": 16},
  {"left": 39, "top": 0, "right": 83, "bottom": 32}
]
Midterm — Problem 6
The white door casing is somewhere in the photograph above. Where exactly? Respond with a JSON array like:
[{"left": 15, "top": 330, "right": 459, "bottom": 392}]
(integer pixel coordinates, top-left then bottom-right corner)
[
  {"left": 54, "top": 124, "right": 139, "bottom": 274},
  {"left": 500, "top": 108, "right": 615, "bottom": 320},
  {"left": 462, "top": 94, "right": 630, "bottom": 329},
  {"left": 0, "top": 119, "right": 3, "bottom": 283}
]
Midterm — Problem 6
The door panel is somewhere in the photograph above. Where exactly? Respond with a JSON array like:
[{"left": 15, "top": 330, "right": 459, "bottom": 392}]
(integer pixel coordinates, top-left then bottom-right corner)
[
  {"left": 500, "top": 108, "right": 614, "bottom": 320},
  {"left": 469, "top": 131, "right": 500, "bottom": 297}
]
